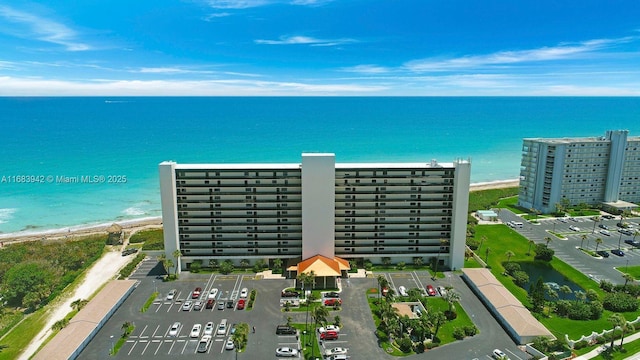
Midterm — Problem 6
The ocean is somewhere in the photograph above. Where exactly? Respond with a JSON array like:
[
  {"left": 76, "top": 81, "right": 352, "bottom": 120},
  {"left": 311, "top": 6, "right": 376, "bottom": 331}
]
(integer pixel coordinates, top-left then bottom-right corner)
[{"left": 1, "top": 97, "right": 639, "bottom": 235}]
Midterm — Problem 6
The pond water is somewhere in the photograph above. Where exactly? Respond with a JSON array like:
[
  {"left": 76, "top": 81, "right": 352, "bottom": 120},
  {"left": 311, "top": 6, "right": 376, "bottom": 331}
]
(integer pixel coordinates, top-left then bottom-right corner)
[{"left": 517, "top": 262, "right": 584, "bottom": 300}]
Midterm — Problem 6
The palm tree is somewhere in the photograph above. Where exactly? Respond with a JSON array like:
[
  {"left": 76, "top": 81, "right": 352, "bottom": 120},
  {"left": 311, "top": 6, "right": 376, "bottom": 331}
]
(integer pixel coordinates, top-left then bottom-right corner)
[
  {"left": 433, "top": 239, "right": 449, "bottom": 279},
  {"left": 172, "top": 249, "right": 181, "bottom": 275},
  {"left": 122, "top": 321, "right": 133, "bottom": 336},
  {"left": 444, "top": 290, "right": 461, "bottom": 314},
  {"left": 298, "top": 270, "right": 316, "bottom": 334},
  {"left": 377, "top": 275, "right": 389, "bottom": 301},
  {"left": 505, "top": 250, "right": 515, "bottom": 264},
  {"left": 608, "top": 313, "right": 625, "bottom": 349},
  {"left": 70, "top": 298, "right": 88, "bottom": 312},
  {"left": 157, "top": 253, "right": 169, "bottom": 274},
  {"left": 575, "top": 290, "right": 586, "bottom": 303},
  {"left": 273, "top": 258, "right": 283, "bottom": 271},
  {"left": 430, "top": 311, "right": 446, "bottom": 340},
  {"left": 559, "top": 285, "right": 572, "bottom": 300},
  {"left": 594, "top": 238, "right": 603, "bottom": 252},
  {"left": 527, "top": 239, "right": 535, "bottom": 255},
  {"left": 544, "top": 236, "right": 552, "bottom": 248},
  {"left": 413, "top": 257, "right": 423, "bottom": 268},
  {"left": 580, "top": 234, "right": 587, "bottom": 249},
  {"left": 478, "top": 235, "right": 487, "bottom": 251},
  {"left": 619, "top": 318, "right": 634, "bottom": 349},
  {"left": 484, "top": 247, "right": 491, "bottom": 264},
  {"left": 592, "top": 216, "right": 601, "bottom": 233},
  {"left": 622, "top": 273, "right": 635, "bottom": 287},
  {"left": 634, "top": 229, "right": 640, "bottom": 242},
  {"left": 166, "top": 258, "right": 173, "bottom": 275}
]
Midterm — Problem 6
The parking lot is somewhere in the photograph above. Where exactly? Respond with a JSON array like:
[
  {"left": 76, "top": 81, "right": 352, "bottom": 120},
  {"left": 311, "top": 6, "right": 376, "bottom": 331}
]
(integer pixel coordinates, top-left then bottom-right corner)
[{"left": 499, "top": 211, "right": 640, "bottom": 285}]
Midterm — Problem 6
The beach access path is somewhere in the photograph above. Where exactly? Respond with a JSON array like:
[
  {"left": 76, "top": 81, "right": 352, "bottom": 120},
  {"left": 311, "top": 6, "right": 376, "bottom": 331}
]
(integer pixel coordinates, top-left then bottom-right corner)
[{"left": 15, "top": 221, "right": 162, "bottom": 360}]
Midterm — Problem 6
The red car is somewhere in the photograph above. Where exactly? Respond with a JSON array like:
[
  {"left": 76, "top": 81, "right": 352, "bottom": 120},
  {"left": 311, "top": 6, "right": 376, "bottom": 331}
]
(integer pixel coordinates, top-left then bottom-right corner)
[
  {"left": 381, "top": 287, "right": 389, "bottom": 297},
  {"left": 236, "top": 299, "right": 246, "bottom": 310},
  {"left": 426, "top": 285, "right": 437, "bottom": 296},
  {"left": 192, "top": 287, "right": 202, "bottom": 299},
  {"left": 320, "top": 330, "right": 339, "bottom": 340},
  {"left": 324, "top": 299, "right": 342, "bottom": 306}
]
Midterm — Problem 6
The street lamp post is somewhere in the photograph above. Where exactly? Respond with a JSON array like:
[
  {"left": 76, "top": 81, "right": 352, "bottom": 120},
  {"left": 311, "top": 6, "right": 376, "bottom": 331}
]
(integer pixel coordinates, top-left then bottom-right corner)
[
  {"left": 110, "top": 335, "right": 114, "bottom": 355},
  {"left": 153, "top": 280, "right": 156, "bottom": 293},
  {"left": 626, "top": 259, "right": 629, "bottom": 272}
]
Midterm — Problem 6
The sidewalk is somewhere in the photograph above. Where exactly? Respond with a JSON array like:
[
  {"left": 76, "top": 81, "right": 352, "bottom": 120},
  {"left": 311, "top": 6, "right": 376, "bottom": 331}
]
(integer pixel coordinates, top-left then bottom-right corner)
[{"left": 573, "top": 331, "right": 640, "bottom": 360}]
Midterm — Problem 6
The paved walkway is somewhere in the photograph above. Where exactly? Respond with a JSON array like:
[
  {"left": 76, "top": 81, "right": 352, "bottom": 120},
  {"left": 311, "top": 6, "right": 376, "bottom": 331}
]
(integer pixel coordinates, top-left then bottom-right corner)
[{"left": 573, "top": 331, "right": 640, "bottom": 360}]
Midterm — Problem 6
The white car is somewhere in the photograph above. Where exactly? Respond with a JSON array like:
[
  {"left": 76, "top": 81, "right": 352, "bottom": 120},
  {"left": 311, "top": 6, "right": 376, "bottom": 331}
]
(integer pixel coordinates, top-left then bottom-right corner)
[
  {"left": 208, "top": 288, "right": 219, "bottom": 299},
  {"left": 182, "top": 300, "right": 192, "bottom": 311},
  {"left": 197, "top": 335, "right": 211, "bottom": 353},
  {"left": 493, "top": 349, "right": 510, "bottom": 359},
  {"left": 168, "top": 322, "right": 181, "bottom": 337},
  {"left": 398, "top": 286, "right": 408, "bottom": 297},
  {"left": 190, "top": 324, "right": 202, "bottom": 338},
  {"left": 275, "top": 347, "right": 299, "bottom": 357},
  {"left": 324, "top": 347, "right": 348, "bottom": 356},
  {"left": 569, "top": 225, "right": 580, "bottom": 231},
  {"left": 204, "top": 321, "right": 214, "bottom": 336},
  {"left": 317, "top": 325, "right": 340, "bottom": 333},
  {"left": 600, "top": 229, "right": 611, "bottom": 236},
  {"left": 225, "top": 338, "right": 235, "bottom": 350},
  {"left": 166, "top": 289, "right": 177, "bottom": 301},
  {"left": 240, "top": 288, "right": 249, "bottom": 298}
]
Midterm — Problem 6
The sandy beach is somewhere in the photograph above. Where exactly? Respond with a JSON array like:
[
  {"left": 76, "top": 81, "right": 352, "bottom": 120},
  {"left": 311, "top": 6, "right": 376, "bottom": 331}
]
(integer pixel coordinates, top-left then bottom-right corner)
[{"left": 0, "top": 179, "right": 518, "bottom": 244}]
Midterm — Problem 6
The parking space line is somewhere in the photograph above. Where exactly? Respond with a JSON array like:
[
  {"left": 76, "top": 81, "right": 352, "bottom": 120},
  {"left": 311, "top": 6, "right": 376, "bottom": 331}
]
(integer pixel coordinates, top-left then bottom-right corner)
[
  {"left": 140, "top": 339, "right": 151, "bottom": 355},
  {"left": 138, "top": 324, "right": 148, "bottom": 338},
  {"left": 412, "top": 271, "right": 425, "bottom": 291},
  {"left": 506, "top": 348, "right": 523, "bottom": 360},
  {"left": 181, "top": 338, "right": 189, "bottom": 354},
  {"left": 127, "top": 340, "right": 138, "bottom": 355}
]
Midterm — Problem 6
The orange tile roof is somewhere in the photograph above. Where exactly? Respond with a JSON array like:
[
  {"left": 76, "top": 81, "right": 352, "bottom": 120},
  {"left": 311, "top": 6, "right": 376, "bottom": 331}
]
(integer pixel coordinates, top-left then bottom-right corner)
[{"left": 297, "top": 255, "right": 350, "bottom": 277}]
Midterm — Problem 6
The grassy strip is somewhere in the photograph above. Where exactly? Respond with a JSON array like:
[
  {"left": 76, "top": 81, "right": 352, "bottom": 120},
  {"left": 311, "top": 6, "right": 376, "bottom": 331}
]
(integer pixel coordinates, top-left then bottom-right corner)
[
  {"left": 111, "top": 324, "right": 135, "bottom": 355},
  {"left": 0, "top": 309, "right": 49, "bottom": 360},
  {"left": 468, "top": 187, "right": 519, "bottom": 212},
  {"left": 292, "top": 323, "right": 322, "bottom": 360},
  {"left": 623, "top": 265, "right": 640, "bottom": 280},
  {"left": 130, "top": 229, "right": 164, "bottom": 250},
  {"left": 141, "top": 292, "right": 158, "bottom": 313},
  {"left": 118, "top": 252, "right": 146, "bottom": 279}
]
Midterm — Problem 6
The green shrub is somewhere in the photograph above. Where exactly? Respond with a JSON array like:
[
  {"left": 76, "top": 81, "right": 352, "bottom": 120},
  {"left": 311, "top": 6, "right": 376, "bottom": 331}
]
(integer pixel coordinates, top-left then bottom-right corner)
[
  {"left": 452, "top": 327, "right": 465, "bottom": 340},
  {"left": 118, "top": 253, "right": 146, "bottom": 279},
  {"left": 603, "top": 292, "right": 639, "bottom": 312},
  {"left": 397, "top": 336, "right": 412, "bottom": 353}
]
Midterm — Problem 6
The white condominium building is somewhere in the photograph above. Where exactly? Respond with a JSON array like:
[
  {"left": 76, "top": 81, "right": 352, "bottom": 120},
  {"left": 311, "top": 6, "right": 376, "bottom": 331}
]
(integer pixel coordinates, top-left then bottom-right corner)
[
  {"left": 519, "top": 130, "right": 640, "bottom": 214},
  {"left": 159, "top": 154, "right": 470, "bottom": 273}
]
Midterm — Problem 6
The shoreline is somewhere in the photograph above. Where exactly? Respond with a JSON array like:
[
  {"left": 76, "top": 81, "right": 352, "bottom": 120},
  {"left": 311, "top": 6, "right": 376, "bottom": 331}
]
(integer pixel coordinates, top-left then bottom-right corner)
[{"left": 0, "top": 178, "right": 519, "bottom": 243}]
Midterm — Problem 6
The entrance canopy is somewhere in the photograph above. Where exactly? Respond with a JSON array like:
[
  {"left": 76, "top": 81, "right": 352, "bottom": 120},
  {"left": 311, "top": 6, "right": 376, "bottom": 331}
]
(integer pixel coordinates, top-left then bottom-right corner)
[{"left": 288, "top": 254, "right": 350, "bottom": 277}]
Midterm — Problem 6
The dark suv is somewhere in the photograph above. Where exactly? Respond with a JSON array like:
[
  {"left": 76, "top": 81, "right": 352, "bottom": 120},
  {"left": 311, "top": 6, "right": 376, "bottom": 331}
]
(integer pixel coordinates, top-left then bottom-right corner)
[
  {"left": 281, "top": 290, "right": 300, "bottom": 298},
  {"left": 275, "top": 325, "right": 297, "bottom": 335}
]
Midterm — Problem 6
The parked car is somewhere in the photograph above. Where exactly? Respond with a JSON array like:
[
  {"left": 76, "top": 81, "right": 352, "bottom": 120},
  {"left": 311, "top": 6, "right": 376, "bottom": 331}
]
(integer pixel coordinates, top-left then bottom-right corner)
[
  {"left": 324, "top": 347, "right": 348, "bottom": 356},
  {"left": 602, "top": 214, "right": 615, "bottom": 219},
  {"left": 558, "top": 218, "right": 568, "bottom": 223},
  {"left": 121, "top": 248, "right": 138, "bottom": 256},
  {"left": 193, "top": 300, "right": 203, "bottom": 311},
  {"left": 398, "top": 286, "right": 408, "bottom": 297},
  {"left": 181, "top": 300, "right": 192, "bottom": 311},
  {"left": 275, "top": 347, "right": 299, "bottom": 357},
  {"left": 236, "top": 299, "right": 246, "bottom": 310},
  {"left": 437, "top": 286, "right": 447, "bottom": 297},
  {"left": 208, "top": 288, "right": 219, "bottom": 299},
  {"left": 166, "top": 289, "right": 177, "bottom": 301},
  {"left": 217, "top": 319, "right": 228, "bottom": 335},
  {"left": 206, "top": 299, "right": 214, "bottom": 309},
  {"left": 612, "top": 249, "right": 625, "bottom": 257},
  {"left": 190, "top": 324, "right": 202, "bottom": 338},
  {"left": 323, "top": 291, "right": 340, "bottom": 298},
  {"left": 600, "top": 229, "right": 611, "bottom": 236},
  {"left": 226, "top": 300, "right": 234, "bottom": 308},
  {"left": 569, "top": 225, "right": 580, "bottom": 231},
  {"left": 324, "top": 298, "right": 342, "bottom": 306},
  {"left": 493, "top": 349, "right": 509, "bottom": 359},
  {"left": 426, "top": 285, "right": 437, "bottom": 296},
  {"left": 217, "top": 301, "right": 225, "bottom": 310},
  {"left": 240, "top": 288, "right": 249, "bottom": 298},
  {"left": 168, "top": 322, "right": 181, "bottom": 337},
  {"left": 596, "top": 250, "right": 610, "bottom": 258},
  {"left": 225, "top": 338, "right": 235, "bottom": 350},
  {"left": 192, "top": 287, "right": 202, "bottom": 299},
  {"left": 320, "top": 330, "right": 339, "bottom": 340},
  {"left": 318, "top": 325, "right": 340, "bottom": 334},
  {"left": 276, "top": 325, "right": 297, "bottom": 335},
  {"left": 197, "top": 335, "right": 211, "bottom": 353},
  {"left": 624, "top": 239, "right": 640, "bottom": 247},
  {"left": 204, "top": 321, "right": 214, "bottom": 335},
  {"left": 599, "top": 224, "right": 609, "bottom": 230},
  {"left": 281, "top": 290, "right": 300, "bottom": 298}
]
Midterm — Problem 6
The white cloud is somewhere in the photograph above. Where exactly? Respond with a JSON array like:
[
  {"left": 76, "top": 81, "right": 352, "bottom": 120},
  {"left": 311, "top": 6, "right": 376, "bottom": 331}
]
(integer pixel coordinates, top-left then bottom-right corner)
[
  {"left": 255, "top": 35, "right": 355, "bottom": 46},
  {"left": 340, "top": 64, "right": 391, "bottom": 74},
  {"left": 203, "top": 12, "right": 232, "bottom": 21},
  {"left": 0, "top": 5, "right": 90, "bottom": 51},
  {"left": 0, "top": 76, "right": 386, "bottom": 96},
  {"left": 204, "top": 0, "right": 269, "bottom": 9},
  {"left": 404, "top": 36, "right": 638, "bottom": 72},
  {"left": 136, "top": 67, "right": 212, "bottom": 74}
]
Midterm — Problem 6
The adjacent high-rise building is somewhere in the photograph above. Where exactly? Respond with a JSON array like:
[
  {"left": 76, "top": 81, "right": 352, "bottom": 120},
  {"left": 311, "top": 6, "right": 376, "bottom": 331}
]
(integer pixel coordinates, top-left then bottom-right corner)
[
  {"left": 159, "top": 154, "right": 471, "bottom": 274},
  {"left": 519, "top": 130, "right": 640, "bottom": 214}
]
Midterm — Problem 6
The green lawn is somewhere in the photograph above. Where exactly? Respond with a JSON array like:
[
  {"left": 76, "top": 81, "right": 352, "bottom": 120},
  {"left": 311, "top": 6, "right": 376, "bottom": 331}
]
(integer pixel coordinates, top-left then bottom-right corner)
[
  {"left": 621, "top": 265, "right": 640, "bottom": 280},
  {"left": 472, "top": 224, "right": 640, "bottom": 340},
  {"left": 0, "top": 309, "right": 49, "bottom": 360}
]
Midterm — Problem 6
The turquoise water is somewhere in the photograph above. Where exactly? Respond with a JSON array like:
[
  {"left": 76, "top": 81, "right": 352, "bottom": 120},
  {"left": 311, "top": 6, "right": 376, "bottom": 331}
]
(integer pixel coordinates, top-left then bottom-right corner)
[{"left": 1, "top": 97, "right": 639, "bottom": 234}]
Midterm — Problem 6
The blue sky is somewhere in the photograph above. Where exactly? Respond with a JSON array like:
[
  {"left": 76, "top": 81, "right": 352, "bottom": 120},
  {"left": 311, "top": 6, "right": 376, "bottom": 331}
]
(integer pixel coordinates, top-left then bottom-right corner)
[{"left": 1, "top": 0, "right": 639, "bottom": 96}]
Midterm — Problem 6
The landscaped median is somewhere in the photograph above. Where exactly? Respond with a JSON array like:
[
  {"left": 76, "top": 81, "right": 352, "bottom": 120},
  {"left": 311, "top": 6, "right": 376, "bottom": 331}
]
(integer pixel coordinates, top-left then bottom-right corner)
[{"left": 366, "top": 286, "right": 477, "bottom": 356}]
